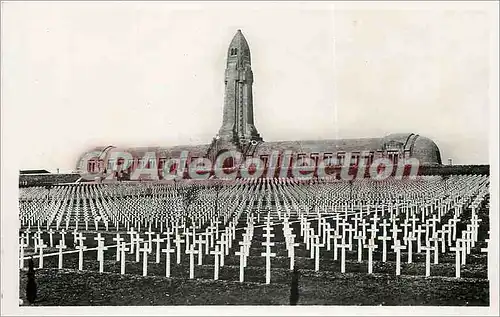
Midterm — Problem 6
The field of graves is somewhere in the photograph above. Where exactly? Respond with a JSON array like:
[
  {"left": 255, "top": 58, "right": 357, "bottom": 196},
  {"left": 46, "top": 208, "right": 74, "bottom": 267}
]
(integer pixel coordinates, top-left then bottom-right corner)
[{"left": 18, "top": 175, "right": 490, "bottom": 306}]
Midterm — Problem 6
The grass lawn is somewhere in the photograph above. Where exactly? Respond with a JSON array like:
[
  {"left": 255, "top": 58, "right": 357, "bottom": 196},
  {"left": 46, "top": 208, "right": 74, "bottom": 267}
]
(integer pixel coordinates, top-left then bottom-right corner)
[{"left": 19, "top": 267, "right": 488, "bottom": 306}]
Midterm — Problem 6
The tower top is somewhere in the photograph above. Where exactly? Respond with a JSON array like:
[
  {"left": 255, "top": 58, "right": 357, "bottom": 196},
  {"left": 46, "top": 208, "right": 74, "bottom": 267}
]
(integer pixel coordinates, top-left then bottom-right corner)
[{"left": 227, "top": 29, "right": 251, "bottom": 65}]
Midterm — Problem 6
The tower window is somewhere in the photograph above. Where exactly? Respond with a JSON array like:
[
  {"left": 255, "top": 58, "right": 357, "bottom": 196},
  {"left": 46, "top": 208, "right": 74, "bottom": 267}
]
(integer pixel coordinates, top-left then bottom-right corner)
[{"left": 230, "top": 48, "right": 238, "bottom": 56}]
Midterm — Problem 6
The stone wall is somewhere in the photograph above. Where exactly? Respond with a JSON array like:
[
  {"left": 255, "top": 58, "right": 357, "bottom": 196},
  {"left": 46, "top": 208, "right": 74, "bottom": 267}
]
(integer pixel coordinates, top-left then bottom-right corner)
[{"left": 19, "top": 173, "right": 82, "bottom": 187}]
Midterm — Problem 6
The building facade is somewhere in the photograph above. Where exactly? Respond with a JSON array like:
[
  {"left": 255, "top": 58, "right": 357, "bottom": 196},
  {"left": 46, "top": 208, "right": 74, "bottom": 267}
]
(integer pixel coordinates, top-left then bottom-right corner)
[{"left": 81, "top": 30, "right": 442, "bottom": 180}]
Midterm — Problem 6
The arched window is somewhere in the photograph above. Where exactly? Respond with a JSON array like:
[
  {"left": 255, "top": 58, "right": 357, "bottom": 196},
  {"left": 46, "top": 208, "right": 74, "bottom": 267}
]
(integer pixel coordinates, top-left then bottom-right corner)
[{"left": 230, "top": 48, "right": 237, "bottom": 56}]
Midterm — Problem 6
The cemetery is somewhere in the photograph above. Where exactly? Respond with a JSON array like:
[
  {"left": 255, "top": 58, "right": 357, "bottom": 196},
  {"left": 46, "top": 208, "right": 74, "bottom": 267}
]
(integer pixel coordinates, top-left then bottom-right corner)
[{"left": 18, "top": 174, "right": 490, "bottom": 306}]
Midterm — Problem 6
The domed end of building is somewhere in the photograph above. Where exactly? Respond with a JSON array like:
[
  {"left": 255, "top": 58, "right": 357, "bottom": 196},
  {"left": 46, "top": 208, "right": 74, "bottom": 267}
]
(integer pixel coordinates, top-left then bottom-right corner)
[
  {"left": 412, "top": 135, "right": 442, "bottom": 165},
  {"left": 381, "top": 133, "right": 442, "bottom": 166}
]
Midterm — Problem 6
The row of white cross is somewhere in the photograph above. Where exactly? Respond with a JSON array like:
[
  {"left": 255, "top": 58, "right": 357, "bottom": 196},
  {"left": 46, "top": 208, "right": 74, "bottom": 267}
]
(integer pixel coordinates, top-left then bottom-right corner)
[
  {"left": 19, "top": 175, "right": 489, "bottom": 283},
  {"left": 20, "top": 175, "right": 487, "bottom": 234},
  {"left": 20, "top": 205, "right": 489, "bottom": 283}
]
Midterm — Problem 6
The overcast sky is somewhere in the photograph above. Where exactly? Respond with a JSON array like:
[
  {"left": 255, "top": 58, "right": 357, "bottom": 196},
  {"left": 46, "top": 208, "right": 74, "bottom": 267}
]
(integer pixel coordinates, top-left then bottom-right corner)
[{"left": 2, "top": 2, "right": 495, "bottom": 171}]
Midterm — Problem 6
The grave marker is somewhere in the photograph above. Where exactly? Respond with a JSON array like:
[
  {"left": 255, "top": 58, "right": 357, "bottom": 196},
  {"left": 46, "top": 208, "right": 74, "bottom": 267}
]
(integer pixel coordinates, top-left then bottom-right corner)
[
  {"left": 139, "top": 242, "right": 149, "bottom": 276},
  {"left": 210, "top": 245, "right": 223, "bottom": 280},
  {"left": 152, "top": 234, "right": 165, "bottom": 264},
  {"left": 76, "top": 243, "right": 87, "bottom": 271},
  {"left": 364, "top": 239, "right": 378, "bottom": 274},
  {"left": 391, "top": 240, "right": 406, "bottom": 276},
  {"left": 161, "top": 242, "right": 175, "bottom": 278},
  {"left": 185, "top": 245, "right": 199, "bottom": 279},
  {"left": 261, "top": 247, "right": 276, "bottom": 284},
  {"left": 38, "top": 241, "right": 48, "bottom": 269},
  {"left": 119, "top": 242, "right": 129, "bottom": 275},
  {"left": 450, "top": 239, "right": 464, "bottom": 278},
  {"left": 56, "top": 240, "right": 67, "bottom": 269}
]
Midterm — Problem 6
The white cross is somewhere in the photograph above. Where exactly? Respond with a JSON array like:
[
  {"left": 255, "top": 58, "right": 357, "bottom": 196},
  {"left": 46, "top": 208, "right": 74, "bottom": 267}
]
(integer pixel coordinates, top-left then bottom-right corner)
[
  {"left": 308, "top": 228, "right": 316, "bottom": 259},
  {"left": 117, "top": 242, "right": 128, "bottom": 275},
  {"left": 391, "top": 239, "right": 406, "bottom": 276},
  {"left": 421, "top": 243, "right": 435, "bottom": 277},
  {"left": 442, "top": 224, "right": 453, "bottom": 247},
  {"left": 161, "top": 241, "right": 175, "bottom": 278},
  {"left": 367, "top": 225, "right": 378, "bottom": 241},
  {"left": 344, "top": 225, "right": 356, "bottom": 251},
  {"left": 481, "top": 238, "right": 489, "bottom": 280},
  {"left": 113, "top": 234, "right": 124, "bottom": 262},
  {"left": 429, "top": 214, "right": 439, "bottom": 234},
  {"left": 139, "top": 242, "right": 149, "bottom": 276},
  {"left": 212, "top": 219, "right": 221, "bottom": 240},
  {"left": 56, "top": 240, "right": 67, "bottom": 269},
  {"left": 207, "top": 225, "right": 216, "bottom": 248},
  {"left": 32, "top": 235, "right": 39, "bottom": 253},
  {"left": 464, "top": 224, "right": 474, "bottom": 248},
  {"left": 239, "top": 239, "right": 252, "bottom": 267},
  {"left": 132, "top": 233, "right": 142, "bottom": 262},
  {"left": 127, "top": 227, "right": 137, "bottom": 253},
  {"left": 174, "top": 234, "right": 185, "bottom": 264},
  {"left": 210, "top": 245, "right": 223, "bottom": 280},
  {"left": 370, "top": 213, "right": 380, "bottom": 227},
  {"left": 185, "top": 245, "right": 199, "bottom": 279},
  {"left": 364, "top": 239, "right": 378, "bottom": 274},
  {"left": 422, "top": 222, "right": 432, "bottom": 242},
  {"left": 414, "top": 225, "right": 425, "bottom": 253},
  {"left": 450, "top": 239, "right": 465, "bottom": 278},
  {"left": 338, "top": 241, "right": 350, "bottom": 274},
  {"left": 403, "top": 233, "right": 416, "bottom": 263},
  {"left": 378, "top": 231, "right": 392, "bottom": 263},
  {"left": 288, "top": 238, "right": 300, "bottom": 271},
  {"left": 195, "top": 236, "right": 205, "bottom": 265},
  {"left": 96, "top": 239, "right": 108, "bottom": 273},
  {"left": 216, "top": 239, "right": 227, "bottom": 267},
  {"left": 380, "top": 219, "right": 391, "bottom": 238},
  {"left": 331, "top": 230, "right": 342, "bottom": 261},
  {"left": 261, "top": 246, "right": 276, "bottom": 284},
  {"left": 24, "top": 228, "right": 31, "bottom": 247},
  {"left": 235, "top": 245, "right": 246, "bottom": 282},
  {"left": 48, "top": 228, "right": 54, "bottom": 247},
  {"left": 72, "top": 228, "right": 78, "bottom": 246},
  {"left": 353, "top": 231, "right": 366, "bottom": 262},
  {"left": 19, "top": 237, "right": 27, "bottom": 269},
  {"left": 470, "top": 217, "right": 482, "bottom": 242},
  {"left": 359, "top": 220, "right": 370, "bottom": 239},
  {"left": 221, "top": 233, "right": 230, "bottom": 256},
  {"left": 408, "top": 214, "right": 419, "bottom": 232},
  {"left": 390, "top": 225, "right": 403, "bottom": 242},
  {"left": 202, "top": 232, "right": 211, "bottom": 255},
  {"left": 324, "top": 224, "right": 335, "bottom": 251},
  {"left": 313, "top": 235, "right": 325, "bottom": 272},
  {"left": 448, "top": 218, "right": 458, "bottom": 241},
  {"left": 38, "top": 240, "right": 48, "bottom": 268},
  {"left": 185, "top": 228, "right": 194, "bottom": 250},
  {"left": 76, "top": 242, "right": 87, "bottom": 271},
  {"left": 430, "top": 234, "right": 441, "bottom": 264},
  {"left": 401, "top": 221, "right": 411, "bottom": 243},
  {"left": 152, "top": 234, "right": 165, "bottom": 264},
  {"left": 437, "top": 229, "right": 447, "bottom": 253},
  {"left": 462, "top": 230, "right": 472, "bottom": 255}
]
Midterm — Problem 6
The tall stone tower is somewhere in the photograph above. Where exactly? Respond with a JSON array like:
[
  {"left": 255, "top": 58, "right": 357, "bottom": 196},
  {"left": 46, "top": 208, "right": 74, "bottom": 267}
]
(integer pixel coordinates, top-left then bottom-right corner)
[{"left": 218, "top": 30, "right": 262, "bottom": 145}]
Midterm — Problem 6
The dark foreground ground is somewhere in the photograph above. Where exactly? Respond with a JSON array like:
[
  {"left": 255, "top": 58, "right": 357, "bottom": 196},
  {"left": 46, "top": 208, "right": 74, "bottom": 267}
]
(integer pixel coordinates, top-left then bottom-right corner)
[{"left": 19, "top": 268, "right": 488, "bottom": 306}]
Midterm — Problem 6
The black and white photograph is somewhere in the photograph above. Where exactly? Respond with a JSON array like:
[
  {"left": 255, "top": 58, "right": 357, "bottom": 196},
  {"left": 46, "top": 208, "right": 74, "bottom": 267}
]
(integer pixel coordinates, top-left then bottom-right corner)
[{"left": 1, "top": 1, "right": 498, "bottom": 315}]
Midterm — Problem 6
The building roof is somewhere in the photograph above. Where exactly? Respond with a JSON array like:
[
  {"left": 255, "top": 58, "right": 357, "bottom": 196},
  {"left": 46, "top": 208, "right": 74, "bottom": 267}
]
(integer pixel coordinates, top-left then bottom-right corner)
[
  {"left": 81, "top": 132, "right": 442, "bottom": 165},
  {"left": 255, "top": 138, "right": 383, "bottom": 155},
  {"left": 228, "top": 29, "right": 251, "bottom": 64},
  {"left": 20, "top": 169, "right": 50, "bottom": 175}
]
